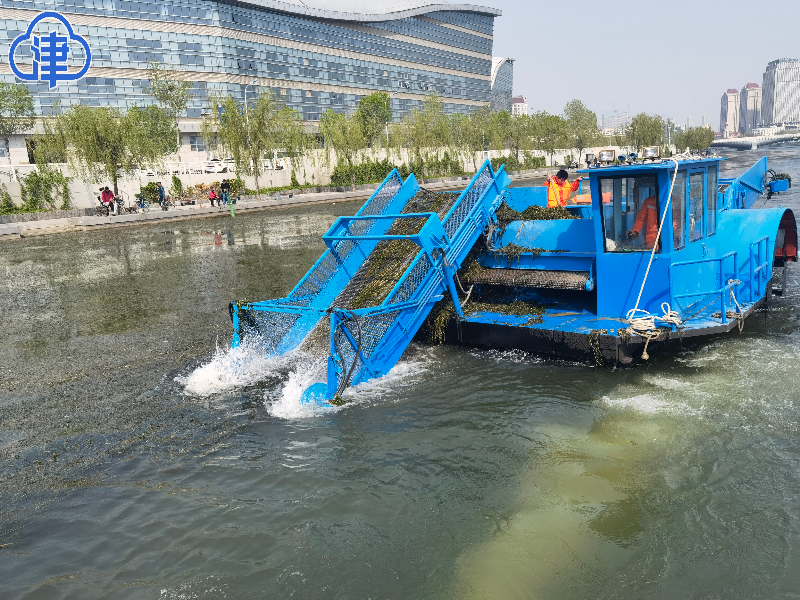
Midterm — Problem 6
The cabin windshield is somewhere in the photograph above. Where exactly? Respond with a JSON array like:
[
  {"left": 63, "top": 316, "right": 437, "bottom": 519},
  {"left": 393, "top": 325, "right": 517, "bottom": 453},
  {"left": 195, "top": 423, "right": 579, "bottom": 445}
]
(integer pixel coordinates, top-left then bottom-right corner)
[{"left": 599, "top": 175, "right": 660, "bottom": 252}]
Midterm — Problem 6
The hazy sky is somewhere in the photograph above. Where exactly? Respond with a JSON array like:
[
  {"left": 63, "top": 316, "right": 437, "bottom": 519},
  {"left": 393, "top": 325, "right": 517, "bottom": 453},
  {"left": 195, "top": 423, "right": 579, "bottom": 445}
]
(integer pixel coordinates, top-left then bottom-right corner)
[{"left": 489, "top": 0, "right": 800, "bottom": 130}]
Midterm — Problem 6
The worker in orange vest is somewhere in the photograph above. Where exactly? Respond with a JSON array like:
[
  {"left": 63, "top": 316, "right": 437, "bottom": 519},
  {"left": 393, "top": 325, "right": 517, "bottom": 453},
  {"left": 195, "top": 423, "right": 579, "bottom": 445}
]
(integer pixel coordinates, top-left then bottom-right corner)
[{"left": 543, "top": 170, "right": 583, "bottom": 207}]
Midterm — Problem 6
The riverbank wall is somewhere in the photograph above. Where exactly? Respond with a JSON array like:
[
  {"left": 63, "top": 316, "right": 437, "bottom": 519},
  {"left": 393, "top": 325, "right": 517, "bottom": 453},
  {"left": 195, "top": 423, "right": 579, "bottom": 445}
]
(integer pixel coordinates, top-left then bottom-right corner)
[{"left": 0, "top": 167, "right": 561, "bottom": 240}]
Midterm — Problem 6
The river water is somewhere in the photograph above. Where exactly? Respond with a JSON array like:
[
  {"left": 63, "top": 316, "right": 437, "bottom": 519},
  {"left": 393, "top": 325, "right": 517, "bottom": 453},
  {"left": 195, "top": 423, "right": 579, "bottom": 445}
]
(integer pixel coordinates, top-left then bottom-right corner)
[{"left": 1, "top": 146, "right": 800, "bottom": 599}]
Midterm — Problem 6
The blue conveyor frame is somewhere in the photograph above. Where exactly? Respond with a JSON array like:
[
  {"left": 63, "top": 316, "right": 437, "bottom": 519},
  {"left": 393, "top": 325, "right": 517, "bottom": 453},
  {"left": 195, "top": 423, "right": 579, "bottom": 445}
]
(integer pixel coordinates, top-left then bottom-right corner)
[{"left": 231, "top": 160, "right": 510, "bottom": 402}]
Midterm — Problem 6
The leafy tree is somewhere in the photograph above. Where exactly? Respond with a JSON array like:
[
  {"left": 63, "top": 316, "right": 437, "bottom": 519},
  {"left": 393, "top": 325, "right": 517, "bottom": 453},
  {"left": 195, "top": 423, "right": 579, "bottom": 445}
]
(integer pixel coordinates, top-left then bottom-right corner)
[
  {"left": 125, "top": 104, "right": 180, "bottom": 159},
  {"left": 532, "top": 111, "right": 569, "bottom": 166},
  {"left": 40, "top": 104, "right": 178, "bottom": 194},
  {"left": 320, "top": 109, "right": 366, "bottom": 191},
  {"left": 498, "top": 111, "right": 535, "bottom": 170},
  {"left": 673, "top": 127, "right": 715, "bottom": 152},
  {"left": 0, "top": 83, "right": 36, "bottom": 163},
  {"left": 626, "top": 113, "right": 664, "bottom": 151},
  {"left": 355, "top": 92, "right": 392, "bottom": 149},
  {"left": 563, "top": 99, "right": 600, "bottom": 164},
  {"left": 146, "top": 61, "right": 192, "bottom": 153},
  {"left": 202, "top": 89, "right": 308, "bottom": 202},
  {"left": 449, "top": 107, "right": 499, "bottom": 172},
  {"left": 392, "top": 93, "right": 450, "bottom": 183}
]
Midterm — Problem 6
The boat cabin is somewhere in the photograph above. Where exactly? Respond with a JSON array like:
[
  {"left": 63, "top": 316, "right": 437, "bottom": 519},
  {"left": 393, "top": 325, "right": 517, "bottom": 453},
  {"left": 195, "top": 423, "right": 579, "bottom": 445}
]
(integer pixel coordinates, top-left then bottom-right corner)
[{"left": 469, "top": 155, "right": 796, "bottom": 359}]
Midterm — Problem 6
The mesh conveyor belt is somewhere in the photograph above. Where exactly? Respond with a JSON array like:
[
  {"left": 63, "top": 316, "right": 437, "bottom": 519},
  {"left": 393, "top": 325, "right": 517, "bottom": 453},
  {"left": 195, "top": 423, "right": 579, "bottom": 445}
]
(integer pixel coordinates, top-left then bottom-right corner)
[
  {"left": 299, "top": 189, "right": 461, "bottom": 356},
  {"left": 468, "top": 268, "right": 591, "bottom": 291},
  {"left": 330, "top": 189, "right": 460, "bottom": 310}
]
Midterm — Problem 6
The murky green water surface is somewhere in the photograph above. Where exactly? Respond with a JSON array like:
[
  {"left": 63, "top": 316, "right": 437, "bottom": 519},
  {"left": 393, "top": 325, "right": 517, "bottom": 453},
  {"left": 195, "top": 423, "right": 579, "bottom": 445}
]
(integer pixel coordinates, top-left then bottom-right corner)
[{"left": 2, "top": 148, "right": 800, "bottom": 599}]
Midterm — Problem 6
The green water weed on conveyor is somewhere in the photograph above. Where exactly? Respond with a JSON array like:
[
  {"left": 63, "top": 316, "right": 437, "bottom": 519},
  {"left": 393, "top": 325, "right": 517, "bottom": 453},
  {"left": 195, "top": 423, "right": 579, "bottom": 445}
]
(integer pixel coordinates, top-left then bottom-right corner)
[
  {"left": 424, "top": 291, "right": 545, "bottom": 344},
  {"left": 495, "top": 201, "right": 578, "bottom": 233},
  {"left": 344, "top": 189, "right": 461, "bottom": 310}
]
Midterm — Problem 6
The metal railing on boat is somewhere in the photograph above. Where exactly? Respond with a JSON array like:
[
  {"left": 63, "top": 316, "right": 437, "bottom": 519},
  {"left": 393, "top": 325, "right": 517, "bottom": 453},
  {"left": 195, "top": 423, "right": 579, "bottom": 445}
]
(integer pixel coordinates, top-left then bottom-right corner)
[
  {"left": 750, "top": 236, "right": 772, "bottom": 302},
  {"left": 669, "top": 251, "right": 740, "bottom": 325}
]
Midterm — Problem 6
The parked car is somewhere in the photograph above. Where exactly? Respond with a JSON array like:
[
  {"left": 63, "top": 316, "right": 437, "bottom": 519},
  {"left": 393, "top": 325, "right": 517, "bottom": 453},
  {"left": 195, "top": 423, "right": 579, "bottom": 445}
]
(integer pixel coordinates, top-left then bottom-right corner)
[{"left": 204, "top": 158, "right": 228, "bottom": 173}]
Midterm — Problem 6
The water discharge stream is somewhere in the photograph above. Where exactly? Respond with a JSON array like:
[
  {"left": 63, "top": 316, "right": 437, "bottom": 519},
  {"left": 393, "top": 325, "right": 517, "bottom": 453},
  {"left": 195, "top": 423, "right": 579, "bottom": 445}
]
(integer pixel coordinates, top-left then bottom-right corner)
[{"left": 1, "top": 147, "right": 800, "bottom": 598}]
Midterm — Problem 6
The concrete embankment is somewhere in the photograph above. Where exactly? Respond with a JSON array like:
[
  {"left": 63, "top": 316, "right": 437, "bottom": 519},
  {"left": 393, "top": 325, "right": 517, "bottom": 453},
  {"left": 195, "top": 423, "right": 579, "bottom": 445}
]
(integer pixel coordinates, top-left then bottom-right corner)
[{"left": 0, "top": 168, "right": 555, "bottom": 240}]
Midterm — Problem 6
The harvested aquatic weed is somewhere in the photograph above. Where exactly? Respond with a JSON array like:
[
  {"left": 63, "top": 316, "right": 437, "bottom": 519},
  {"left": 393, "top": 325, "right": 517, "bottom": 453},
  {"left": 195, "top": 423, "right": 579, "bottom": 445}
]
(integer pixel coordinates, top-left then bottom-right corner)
[
  {"left": 423, "top": 293, "right": 545, "bottom": 344},
  {"left": 347, "top": 189, "right": 460, "bottom": 309},
  {"left": 495, "top": 201, "right": 578, "bottom": 235},
  {"left": 494, "top": 242, "right": 546, "bottom": 264},
  {"left": 461, "top": 258, "right": 486, "bottom": 282}
]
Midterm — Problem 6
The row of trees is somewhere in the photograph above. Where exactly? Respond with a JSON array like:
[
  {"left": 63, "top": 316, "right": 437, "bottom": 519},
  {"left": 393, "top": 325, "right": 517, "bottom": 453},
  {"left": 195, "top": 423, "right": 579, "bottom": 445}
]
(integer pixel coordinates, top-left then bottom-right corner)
[
  {"left": 0, "top": 61, "right": 719, "bottom": 204},
  {"left": 623, "top": 113, "right": 715, "bottom": 153},
  {"left": 318, "top": 96, "right": 604, "bottom": 189}
]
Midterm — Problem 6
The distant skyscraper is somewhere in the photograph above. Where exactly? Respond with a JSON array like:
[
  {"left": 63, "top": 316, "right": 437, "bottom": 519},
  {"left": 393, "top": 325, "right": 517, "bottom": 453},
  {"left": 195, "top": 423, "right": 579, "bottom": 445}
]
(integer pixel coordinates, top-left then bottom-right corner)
[
  {"left": 687, "top": 115, "right": 696, "bottom": 129},
  {"left": 602, "top": 111, "right": 630, "bottom": 132},
  {"left": 720, "top": 89, "right": 740, "bottom": 137},
  {"left": 762, "top": 58, "right": 800, "bottom": 125},
  {"left": 511, "top": 95, "right": 527, "bottom": 117},
  {"left": 739, "top": 83, "right": 762, "bottom": 133},
  {"left": 490, "top": 57, "right": 514, "bottom": 113},
  {"left": 702, "top": 115, "right": 711, "bottom": 127}
]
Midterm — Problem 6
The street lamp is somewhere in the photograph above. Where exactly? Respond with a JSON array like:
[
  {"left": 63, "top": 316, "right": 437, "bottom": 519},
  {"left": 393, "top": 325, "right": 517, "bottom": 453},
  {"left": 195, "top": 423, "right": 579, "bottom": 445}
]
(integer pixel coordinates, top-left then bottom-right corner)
[
  {"left": 242, "top": 78, "right": 259, "bottom": 200},
  {"left": 244, "top": 77, "right": 259, "bottom": 122},
  {"left": 386, "top": 91, "right": 399, "bottom": 148}
]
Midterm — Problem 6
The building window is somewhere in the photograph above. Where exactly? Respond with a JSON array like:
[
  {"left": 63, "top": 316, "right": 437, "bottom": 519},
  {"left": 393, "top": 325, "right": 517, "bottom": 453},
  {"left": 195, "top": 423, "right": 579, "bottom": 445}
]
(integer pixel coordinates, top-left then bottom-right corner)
[{"left": 190, "top": 136, "right": 205, "bottom": 152}]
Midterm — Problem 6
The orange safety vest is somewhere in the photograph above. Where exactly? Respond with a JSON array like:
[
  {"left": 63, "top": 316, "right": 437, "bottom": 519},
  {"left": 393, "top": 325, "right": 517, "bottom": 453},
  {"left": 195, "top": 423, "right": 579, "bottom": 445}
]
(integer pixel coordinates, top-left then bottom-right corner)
[{"left": 544, "top": 179, "right": 580, "bottom": 207}]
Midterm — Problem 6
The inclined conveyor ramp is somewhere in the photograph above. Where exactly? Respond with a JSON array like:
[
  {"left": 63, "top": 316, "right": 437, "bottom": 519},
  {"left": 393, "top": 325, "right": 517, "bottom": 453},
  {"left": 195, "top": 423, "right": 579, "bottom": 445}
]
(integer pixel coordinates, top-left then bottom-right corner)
[{"left": 230, "top": 161, "right": 511, "bottom": 404}]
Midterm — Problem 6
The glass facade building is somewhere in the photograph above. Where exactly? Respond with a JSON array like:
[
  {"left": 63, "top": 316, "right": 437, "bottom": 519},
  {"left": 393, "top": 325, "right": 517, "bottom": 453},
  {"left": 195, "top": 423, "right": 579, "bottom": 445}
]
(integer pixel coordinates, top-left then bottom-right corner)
[
  {"left": 489, "top": 56, "right": 513, "bottom": 113},
  {"left": 1, "top": 0, "right": 501, "bottom": 141},
  {"left": 762, "top": 58, "right": 800, "bottom": 126}
]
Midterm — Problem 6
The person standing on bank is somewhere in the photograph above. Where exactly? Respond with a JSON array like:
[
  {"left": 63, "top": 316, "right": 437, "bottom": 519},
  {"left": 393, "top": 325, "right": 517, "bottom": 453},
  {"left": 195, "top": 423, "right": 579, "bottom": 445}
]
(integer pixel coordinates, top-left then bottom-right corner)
[
  {"left": 543, "top": 169, "right": 583, "bottom": 208},
  {"left": 156, "top": 182, "right": 166, "bottom": 207},
  {"left": 220, "top": 179, "right": 230, "bottom": 205}
]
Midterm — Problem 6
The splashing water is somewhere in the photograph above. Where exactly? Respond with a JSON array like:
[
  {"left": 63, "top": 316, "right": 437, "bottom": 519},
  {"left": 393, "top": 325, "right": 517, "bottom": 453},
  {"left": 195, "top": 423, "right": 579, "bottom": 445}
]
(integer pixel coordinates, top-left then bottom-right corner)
[
  {"left": 267, "top": 348, "right": 435, "bottom": 419},
  {"left": 177, "top": 340, "right": 315, "bottom": 398}
]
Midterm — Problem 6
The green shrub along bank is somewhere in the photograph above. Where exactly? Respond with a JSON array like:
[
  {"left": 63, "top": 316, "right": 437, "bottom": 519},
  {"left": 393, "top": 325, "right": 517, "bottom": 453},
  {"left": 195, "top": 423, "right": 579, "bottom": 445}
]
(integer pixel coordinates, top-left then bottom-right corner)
[
  {"left": 0, "top": 167, "right": 71, "bottom": 215},
  {"left": 329, "top": 153, "right": 466, "bottom": 187}
]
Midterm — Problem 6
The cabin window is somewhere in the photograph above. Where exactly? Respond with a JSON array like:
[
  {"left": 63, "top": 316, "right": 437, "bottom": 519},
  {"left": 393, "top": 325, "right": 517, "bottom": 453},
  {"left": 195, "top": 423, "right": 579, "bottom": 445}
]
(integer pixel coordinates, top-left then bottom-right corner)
[
  {"left": 707, "top": 166, "right": 717, "bottom": 235},
  {"left": 672, "top": 172, "right": 686, "bottom": 250},
  {"left": 689, "top": 172, "right": 704, "bottom": 242},
  {"left": 599, "top": 175, "right": 660, "bottom": 252}
]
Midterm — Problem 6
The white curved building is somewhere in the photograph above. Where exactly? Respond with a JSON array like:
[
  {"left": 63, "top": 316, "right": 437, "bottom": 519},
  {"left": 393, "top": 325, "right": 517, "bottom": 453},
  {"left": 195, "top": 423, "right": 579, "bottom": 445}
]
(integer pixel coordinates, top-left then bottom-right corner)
[{"left": 490, "top": 57, "right": 514, "bottom": 112}]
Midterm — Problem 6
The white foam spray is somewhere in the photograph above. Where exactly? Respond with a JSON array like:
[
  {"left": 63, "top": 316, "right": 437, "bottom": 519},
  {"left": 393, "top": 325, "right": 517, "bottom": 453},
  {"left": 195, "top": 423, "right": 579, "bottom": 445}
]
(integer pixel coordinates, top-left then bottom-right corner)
[
  {"left": 178, "top": 340, "right": 434, "bottom": 419},
  {"left": 177, "top": 340, "right": 311, "bottom": 397}
]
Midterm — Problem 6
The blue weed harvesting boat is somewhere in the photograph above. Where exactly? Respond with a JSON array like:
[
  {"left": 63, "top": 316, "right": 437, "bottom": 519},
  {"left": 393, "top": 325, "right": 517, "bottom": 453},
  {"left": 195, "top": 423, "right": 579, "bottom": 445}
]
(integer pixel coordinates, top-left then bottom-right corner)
[{"left": 229, "top": 151, "right": 796, "bottom": 405}]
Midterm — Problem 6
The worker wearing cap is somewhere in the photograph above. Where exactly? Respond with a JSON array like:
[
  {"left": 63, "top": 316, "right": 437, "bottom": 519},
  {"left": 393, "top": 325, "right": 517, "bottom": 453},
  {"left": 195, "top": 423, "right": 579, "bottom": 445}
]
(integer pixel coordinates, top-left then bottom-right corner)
[{"left": 544, "top": 170, "right": 583, "bottom": 208}]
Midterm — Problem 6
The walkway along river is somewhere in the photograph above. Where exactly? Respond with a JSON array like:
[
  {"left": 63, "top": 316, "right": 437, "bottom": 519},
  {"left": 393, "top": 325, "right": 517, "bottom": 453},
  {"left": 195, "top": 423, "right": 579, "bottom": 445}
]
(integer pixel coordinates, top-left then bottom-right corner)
[{"left": 1, "top": 146, "right": 800, "bottom": 598}]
